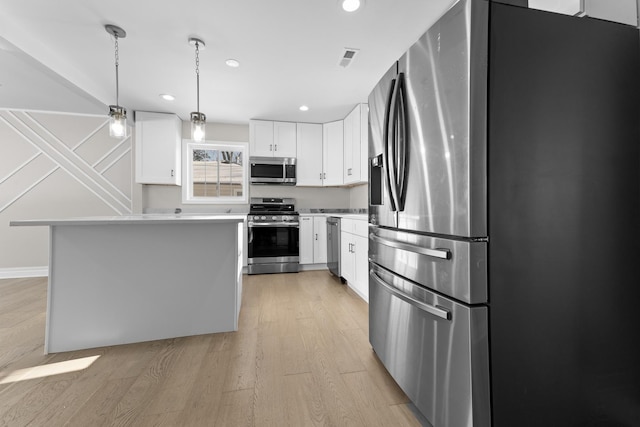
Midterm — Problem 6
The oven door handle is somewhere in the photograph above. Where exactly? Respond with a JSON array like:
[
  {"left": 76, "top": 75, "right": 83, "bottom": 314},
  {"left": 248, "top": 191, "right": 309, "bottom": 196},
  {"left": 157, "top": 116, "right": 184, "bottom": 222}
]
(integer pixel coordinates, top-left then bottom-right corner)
[{"left": 248, "top": 222, "right": 299, "bottom": 227}]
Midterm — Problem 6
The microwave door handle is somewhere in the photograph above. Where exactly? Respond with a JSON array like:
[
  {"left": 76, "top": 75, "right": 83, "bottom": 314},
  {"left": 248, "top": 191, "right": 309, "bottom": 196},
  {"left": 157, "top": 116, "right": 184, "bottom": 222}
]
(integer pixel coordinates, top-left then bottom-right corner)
[
  {"left": 370, "top": 269, "right": 451, "bottom": 321},
  {"left": 395, "top": 73, "right": 408, "bottom": 212},
  {"left": 384, "top": 78, "right": 399, "bottom": 212}
]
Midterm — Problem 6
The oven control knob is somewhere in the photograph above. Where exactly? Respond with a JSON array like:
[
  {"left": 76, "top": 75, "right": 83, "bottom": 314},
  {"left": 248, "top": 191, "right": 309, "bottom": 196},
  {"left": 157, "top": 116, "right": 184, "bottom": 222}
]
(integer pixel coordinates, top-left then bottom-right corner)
[
  {"left": 261, "top": 216, "right": 266, "bottom": 220},
  {"left": 272, "top": 216, "right": 277, "bottom": 220}
]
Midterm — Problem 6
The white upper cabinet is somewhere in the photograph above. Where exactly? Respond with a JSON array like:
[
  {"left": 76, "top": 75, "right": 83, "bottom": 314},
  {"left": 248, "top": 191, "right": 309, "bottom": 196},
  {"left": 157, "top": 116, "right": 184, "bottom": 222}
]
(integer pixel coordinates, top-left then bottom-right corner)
[
  {"left": 249, "top": 120, "right": 273, "bottom": 157},
  {"left": 250, "top": 120, "right": 296, "bottom": 157},
  {"left": 296, "top": 123, "right": 324, "bottom": 186},
  {"left": 135, "top": 111, "right": 182, "bottom": 185},
  {"left": 529, "top": 0, "right": 637, "bottom": 26},
  {"left": 343, "top": 103, "right": 368, "bottom": 185},
  {"left": 273, "top": 122, "right": 297, "bottom": 157},
  {"left": 322, "top": 120, "right": 344, "bottom": 186},
  {"left": 360, "top": 104, "right": 369, "bottom": 183}
]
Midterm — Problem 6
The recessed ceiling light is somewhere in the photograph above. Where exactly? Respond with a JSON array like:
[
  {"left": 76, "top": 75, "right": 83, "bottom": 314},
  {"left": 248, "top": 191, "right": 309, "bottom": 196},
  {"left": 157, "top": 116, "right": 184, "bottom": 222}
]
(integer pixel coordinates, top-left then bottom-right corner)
[
  {"left": 225, "top": 59, "right": 240, "bottom": 68},
  {"left": 299, "top": 105, "right": 309, "bottom": 112},
  {"left": 341, "top": 0, "right": 362, "bottom": 12},
  {"left": 160, "top": 94, "right": 175, "bottom": 101}
]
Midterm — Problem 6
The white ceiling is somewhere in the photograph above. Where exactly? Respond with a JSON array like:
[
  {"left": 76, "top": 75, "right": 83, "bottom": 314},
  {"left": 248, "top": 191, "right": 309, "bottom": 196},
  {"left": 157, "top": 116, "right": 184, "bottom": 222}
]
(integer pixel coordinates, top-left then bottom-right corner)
[{"left": 0, "top": 0, "right": 456, "bottom": 124}]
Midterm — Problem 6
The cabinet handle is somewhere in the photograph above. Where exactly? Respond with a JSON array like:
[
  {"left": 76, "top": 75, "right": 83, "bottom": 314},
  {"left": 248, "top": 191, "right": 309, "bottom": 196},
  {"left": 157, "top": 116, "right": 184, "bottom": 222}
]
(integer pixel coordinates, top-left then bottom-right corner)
[
  {"left": 348, "top": 168, "right": 352, "bottom": 176},
  {"left": 324, "top": 173, "right": 327, "bottom": 179},
  {"left": 171, "top": 169, "right": 174, "bottom": 177},
  {"left": 315, "top": 233, "right": 318, "bottom": 241},
  {"left": 269, "top": 144, "right": 272, "bottom": 151},
  {"left": 320, "top": 173, "right": 322, "bottom": 180},
  {"left": 275, "top": 144, "right": 278, "bottom": 151}
]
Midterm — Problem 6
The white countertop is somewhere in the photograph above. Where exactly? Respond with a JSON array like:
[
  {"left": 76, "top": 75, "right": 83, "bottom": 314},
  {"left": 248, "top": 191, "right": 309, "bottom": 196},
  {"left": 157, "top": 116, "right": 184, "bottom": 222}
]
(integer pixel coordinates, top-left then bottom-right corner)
[
  {"left": 335, "top": 214, "right": 368, "bottom": 220},
  {"left": 298, "top": 212, "right": 368, "bottom": 221},
  {"left": 10, "top": 214, "right": 246, "bottom": 227}
]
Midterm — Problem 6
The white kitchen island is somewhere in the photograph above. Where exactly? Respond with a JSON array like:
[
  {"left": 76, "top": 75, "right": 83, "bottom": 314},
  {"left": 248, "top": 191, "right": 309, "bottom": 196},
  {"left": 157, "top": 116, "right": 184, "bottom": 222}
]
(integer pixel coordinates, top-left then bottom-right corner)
[{"left": 10, "top": 214, "right": 245, "bottom": 354}]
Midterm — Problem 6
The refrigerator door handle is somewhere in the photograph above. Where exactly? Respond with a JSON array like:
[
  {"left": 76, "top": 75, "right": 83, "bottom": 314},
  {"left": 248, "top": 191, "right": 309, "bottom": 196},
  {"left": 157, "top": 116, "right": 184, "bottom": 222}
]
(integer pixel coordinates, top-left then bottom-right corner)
[
  {"left": 394, "top": 73, "right": 409, "bottom": 211},
  {"left": 370, "top": 233, "right": 452, "bottom": 260},
  {"left": 370, "top": 269, "right": 451, "bottom": 321},
  {"left": 384, "top": 78, "right": 399, "bottom": 212}
]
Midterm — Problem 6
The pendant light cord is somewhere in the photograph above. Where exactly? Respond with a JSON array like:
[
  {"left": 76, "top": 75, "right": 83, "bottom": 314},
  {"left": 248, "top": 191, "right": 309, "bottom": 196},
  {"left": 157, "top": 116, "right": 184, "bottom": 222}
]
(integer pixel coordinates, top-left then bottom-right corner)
[
  {"left": 114, "top": 34, "right": 120, "bottom": 107},
  {"left": 195, "top": 41, "right": 200, "bottom": 113}
]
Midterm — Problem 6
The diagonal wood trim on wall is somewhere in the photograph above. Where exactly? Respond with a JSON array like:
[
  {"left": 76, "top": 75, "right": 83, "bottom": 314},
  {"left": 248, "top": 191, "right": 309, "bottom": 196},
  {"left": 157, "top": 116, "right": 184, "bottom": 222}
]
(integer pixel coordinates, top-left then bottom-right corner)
[{"left": 0, "top": 110, "right": 132, "bottom": 215}]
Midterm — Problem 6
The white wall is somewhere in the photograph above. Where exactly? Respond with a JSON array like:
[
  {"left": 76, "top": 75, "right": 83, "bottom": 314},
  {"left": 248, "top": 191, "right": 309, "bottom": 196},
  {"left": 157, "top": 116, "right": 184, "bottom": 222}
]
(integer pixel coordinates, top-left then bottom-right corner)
[{"left": 0, "top": 110, "right": 137, "bottom": 274}]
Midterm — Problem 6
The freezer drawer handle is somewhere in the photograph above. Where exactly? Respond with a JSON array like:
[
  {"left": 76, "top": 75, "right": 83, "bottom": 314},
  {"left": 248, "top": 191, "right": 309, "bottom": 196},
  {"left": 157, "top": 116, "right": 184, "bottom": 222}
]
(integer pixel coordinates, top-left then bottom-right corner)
[
  {"left": 370, "top": 270, "right": 451, "bottom": 321},
  {"left": 370, "top": 233, "right": 451, "bottom": 260}
]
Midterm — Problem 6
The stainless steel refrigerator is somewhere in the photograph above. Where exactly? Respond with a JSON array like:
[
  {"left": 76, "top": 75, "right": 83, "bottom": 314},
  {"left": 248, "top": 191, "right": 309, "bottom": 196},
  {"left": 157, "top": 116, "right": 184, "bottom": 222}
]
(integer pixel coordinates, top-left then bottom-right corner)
[{"left": 367, "top": 1, "right": 640, "bottom": 426}]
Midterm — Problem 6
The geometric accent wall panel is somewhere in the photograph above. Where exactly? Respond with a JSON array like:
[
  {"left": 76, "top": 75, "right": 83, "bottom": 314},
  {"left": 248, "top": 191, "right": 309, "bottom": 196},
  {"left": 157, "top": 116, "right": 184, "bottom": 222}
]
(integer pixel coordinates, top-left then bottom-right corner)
[{"left": 0, "top": 110, "right": 132, "bottom": 215}]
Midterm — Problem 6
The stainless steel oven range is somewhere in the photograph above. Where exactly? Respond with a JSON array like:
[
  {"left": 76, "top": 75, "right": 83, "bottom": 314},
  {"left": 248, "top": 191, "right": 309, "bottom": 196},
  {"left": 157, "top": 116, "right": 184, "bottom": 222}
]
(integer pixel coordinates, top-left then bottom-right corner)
[{"left": 247, "top": 197, "right": 299, "bottom": 275}]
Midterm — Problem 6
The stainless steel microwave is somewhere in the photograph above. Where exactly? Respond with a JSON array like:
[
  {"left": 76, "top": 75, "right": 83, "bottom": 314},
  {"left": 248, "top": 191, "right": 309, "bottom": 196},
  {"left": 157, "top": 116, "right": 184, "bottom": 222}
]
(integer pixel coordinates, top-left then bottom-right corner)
[{"left": 250, "top": 157, "right": 296, "bottom": 185}]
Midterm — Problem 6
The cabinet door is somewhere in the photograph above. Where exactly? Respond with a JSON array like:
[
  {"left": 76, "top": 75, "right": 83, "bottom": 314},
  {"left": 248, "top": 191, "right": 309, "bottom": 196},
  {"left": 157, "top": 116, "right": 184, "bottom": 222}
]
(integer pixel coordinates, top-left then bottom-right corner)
[
  {"left": 322, "top": 120, "right": 344, "bottom": 186},
  {"left": 360, "top": 104, "right": 369, "bottom": 184},
  {"left": 353, "top": 233, "right": 369, "bottom": 302},
  {"left": 340, "top": 231, "right": 354, "bottom": 282},
  {"left": 135, "top": 111, "right": 181, "bottom": 185},
  {"left": 344, "top": 105, "right": 362, "bottom": 185},
  {"left": 343, "top": 107, "right": 355, "bottom": 184},
  {"left": 296, "top": 123, "right": 323, "bottom": 186},
  {"left": 250, "top": 120, "right": 274, "bottom": 157},
  {"left": 299, "top": 215, "right": 314, "bottom": 264},
  {"left": 313, "top": 216, "right": 328, "bottom": 264},
  {"left": 273, "top": 122, "right": 297, "bottom": 157}
]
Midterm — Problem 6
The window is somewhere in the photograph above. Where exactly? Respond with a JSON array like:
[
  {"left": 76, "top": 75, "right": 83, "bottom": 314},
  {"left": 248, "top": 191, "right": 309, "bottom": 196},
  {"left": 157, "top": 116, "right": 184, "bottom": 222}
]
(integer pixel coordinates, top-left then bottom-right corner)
[{"left": 183, "top": 140, "right": 248, "bottom": 204}]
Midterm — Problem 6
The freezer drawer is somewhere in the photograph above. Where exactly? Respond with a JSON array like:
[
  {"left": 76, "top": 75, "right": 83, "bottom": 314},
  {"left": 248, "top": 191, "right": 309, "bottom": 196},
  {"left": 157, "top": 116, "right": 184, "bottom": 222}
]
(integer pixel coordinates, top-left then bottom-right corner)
[
  {"left": 369, "top": 263, "right": 490, "bottom": 427},
  {"left": 369, "top": 226, "right": 487, "bottom": 304}
]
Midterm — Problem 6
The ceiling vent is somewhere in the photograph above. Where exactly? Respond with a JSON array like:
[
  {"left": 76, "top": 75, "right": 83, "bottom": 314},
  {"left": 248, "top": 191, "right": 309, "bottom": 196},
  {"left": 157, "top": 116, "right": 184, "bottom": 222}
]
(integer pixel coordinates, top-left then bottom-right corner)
[{"left": 339, "top": 48, "right": 359, "bottom": 68}]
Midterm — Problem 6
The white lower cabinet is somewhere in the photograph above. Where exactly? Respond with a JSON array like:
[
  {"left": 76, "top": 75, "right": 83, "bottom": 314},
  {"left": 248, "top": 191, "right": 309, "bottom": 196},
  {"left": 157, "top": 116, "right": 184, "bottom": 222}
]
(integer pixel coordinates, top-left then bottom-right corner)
[
  {"left": 313, "top": 216, "right": 328, "bottom": 264},
  {"left": 300, "top": 216, "right": 314, "bottom": 264},
  {"left": 300, "top": 215, "right": 328, "bottom": 265},
  {"left": 340, "top": 218, "right": 369, "bottom": 302}
]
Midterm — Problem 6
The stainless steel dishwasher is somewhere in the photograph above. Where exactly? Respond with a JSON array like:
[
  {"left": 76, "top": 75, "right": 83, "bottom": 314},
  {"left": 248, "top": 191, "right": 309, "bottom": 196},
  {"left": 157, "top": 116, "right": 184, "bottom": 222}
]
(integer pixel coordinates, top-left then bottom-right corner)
[{"left": 326, "top": 217, "right": 341, "bottom": 278}]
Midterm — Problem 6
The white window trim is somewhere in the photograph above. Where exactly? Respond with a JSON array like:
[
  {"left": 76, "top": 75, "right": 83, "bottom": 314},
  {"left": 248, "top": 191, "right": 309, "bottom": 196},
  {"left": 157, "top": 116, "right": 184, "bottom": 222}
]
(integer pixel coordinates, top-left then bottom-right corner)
[{"left": 182, "top": 139, "right": 249, "bottom": 204}]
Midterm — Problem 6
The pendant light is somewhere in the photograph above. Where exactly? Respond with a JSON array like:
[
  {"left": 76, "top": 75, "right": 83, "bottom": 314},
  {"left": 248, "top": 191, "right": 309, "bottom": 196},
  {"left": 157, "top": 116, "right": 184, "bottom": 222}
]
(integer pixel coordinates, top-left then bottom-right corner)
[
  {"left": 105, "top": 24, "right": 127, "bottom": 138},
  {"left": 189, "top": 37, "right": 206, "bottom": 142}
]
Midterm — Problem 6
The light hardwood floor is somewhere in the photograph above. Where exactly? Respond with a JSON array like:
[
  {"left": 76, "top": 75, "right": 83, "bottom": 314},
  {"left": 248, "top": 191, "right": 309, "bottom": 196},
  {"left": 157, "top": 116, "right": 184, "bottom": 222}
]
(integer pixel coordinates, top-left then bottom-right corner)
[{"left": 0, "top": 271, "right": 426, "bottom": 426}]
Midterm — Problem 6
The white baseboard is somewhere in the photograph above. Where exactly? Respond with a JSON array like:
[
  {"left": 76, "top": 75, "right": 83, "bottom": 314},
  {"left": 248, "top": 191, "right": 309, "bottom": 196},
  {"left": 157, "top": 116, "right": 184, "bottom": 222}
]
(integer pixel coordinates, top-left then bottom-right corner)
[
  {"left": 0, "top": 266, "right": 48, "bottom": 279},
  {"left": 299, "top": 264, "right": 329, "bottom": 272}
]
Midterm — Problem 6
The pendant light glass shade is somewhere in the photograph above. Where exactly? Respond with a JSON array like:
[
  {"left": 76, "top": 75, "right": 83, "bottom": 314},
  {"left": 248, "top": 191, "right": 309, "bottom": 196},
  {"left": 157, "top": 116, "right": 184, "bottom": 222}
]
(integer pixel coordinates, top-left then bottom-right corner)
[
  {"left": 105, "top": 25, "right": 127, "bottom": 139},
  {"left": 109, "top": 105, "right": 127, "bottom": 138},
  {"left": 189, "top": 37, "right": 206, "bottom": 142},
  {"left": 190, "top": 112, "right": 206, "bottom": 142}
]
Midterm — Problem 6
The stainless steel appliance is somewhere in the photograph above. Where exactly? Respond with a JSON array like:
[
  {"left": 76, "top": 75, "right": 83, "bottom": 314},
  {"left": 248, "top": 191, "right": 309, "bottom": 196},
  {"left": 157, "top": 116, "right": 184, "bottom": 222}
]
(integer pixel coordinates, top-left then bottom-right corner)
[
  {"left": 247, "top": 197, "right": 299, "bottom": 274},
  {"left": 249, "top": 157, "right": 296, "bottom": 185},
  {"left": 368, "top": 1, "right": 640, "bottom": 426},
  {"left": 326, "top": 217, "right": 341, "bottom": 278}
]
